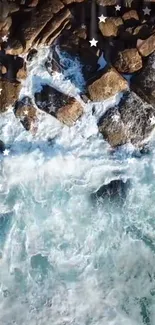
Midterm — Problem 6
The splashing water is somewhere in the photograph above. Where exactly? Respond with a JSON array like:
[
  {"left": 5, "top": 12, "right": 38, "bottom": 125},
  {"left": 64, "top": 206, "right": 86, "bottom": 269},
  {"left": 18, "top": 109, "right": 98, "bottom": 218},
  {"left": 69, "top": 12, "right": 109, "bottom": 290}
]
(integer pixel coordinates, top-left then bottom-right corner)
[{"left": 0, "top": 47, "right": 155, "bottom": 325}]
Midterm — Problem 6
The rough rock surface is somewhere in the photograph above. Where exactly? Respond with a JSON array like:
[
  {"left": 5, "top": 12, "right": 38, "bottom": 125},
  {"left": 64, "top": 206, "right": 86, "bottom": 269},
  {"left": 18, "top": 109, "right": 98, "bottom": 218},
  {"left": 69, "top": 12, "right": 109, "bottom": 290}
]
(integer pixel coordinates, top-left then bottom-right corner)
[
  {"left": 0, "top": 79, "right": 21, "bottom": 111},
  {"left": 35, "top": 85, "right": 83, "bottom": 126},
  {"left": 114, "top": 48, "right": 142, "bottom": 73},
  {"left": 99, "top": 17, "right": 123, "bottom": 37},
  {"left": 98, "top": 91, "right": 155, "bottom": 147},
  {"left": 87, "top": 67, "right": 128, "bottom": 102},
  {"left": 137, "top": 34, "right": 155, "bottom": 57}
]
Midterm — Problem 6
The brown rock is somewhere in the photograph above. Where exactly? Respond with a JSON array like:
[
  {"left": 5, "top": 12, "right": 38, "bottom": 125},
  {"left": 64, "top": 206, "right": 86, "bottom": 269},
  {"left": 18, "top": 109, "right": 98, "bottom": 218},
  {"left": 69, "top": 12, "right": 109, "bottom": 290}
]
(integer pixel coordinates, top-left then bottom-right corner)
[
  {"left": 0, "top": 79, "right": 21, "bottom": 112},
  {"left": 28, "top": 0, "right": 39, "bottom": 7},
  {"left": 114, "top": 48, "right": 142, "bottom": 73},
  {"left": 137, "top": 34, "right": 155, "bottom": 57},
  {"left": 35, "top": 85, "right": 83, "bottom": 126},
  {"left": 122, "top": 10, "right": 139, "bottom": 21},
  {"left": 14, "top": 97, "right": 37, "bottom": 131},
  {"left": 0, "top": 1, "right": 9, "bottom": 22},
  {"left": 0, "top": 16, "right": 12, "bottom": 34},
  {"left": 62, "top": 0, "right": 84, "bottom": 3},
  {"left": 96, "top": 0, "right": 117, "bottom": 5},
  {"left": 99, "top": 17, "right": 123, "bottom": 37},
  {"left": 98, "top": 91, "right": 155, "bottom": 147},
  {"left": 87, "top": 67, "right": 128, "bottom": 102},
  {"left": 16, "top": 65, "right": 27, "bottom": 80}
]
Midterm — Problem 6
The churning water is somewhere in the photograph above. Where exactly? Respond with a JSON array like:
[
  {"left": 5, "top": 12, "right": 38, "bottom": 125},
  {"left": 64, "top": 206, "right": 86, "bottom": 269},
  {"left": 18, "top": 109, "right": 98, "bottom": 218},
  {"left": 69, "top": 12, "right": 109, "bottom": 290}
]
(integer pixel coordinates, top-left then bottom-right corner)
[{"left": 1, "top": 47, "right": 155, "bottom": 325}]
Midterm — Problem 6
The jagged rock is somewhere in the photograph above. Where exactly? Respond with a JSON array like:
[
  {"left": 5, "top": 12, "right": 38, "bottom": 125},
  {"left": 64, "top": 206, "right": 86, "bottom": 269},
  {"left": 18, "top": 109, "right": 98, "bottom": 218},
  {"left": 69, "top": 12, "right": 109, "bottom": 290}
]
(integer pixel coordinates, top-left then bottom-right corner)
[
  {"left": 14, "top": 96, "right": 37, "bottom": 131},
  {"left": 87, "top": 67, "right": 128, "bottom": 102},
  {"left": 35, "top": 85, "right": 83, "bottom": 126},
  {"left": 0, "top": 79, "right": 21, "bottom": 111},
  {"left": 98, "top": 91, "right": 155, "bottom": 147},
  {"left": 91, "top": 179, "right": 130, "bottom": 201},
  {"left": 114, "top": 48, "right": 142, "bottom": 73},
  {"left": 0, "top": 140, "right": 5, "bottom": 153},
  {"left": 99, "top": 17, "right": 123, "bottom": 37},
  {"left": 137, "top": 34, "right": 155, "bottom": 57}
]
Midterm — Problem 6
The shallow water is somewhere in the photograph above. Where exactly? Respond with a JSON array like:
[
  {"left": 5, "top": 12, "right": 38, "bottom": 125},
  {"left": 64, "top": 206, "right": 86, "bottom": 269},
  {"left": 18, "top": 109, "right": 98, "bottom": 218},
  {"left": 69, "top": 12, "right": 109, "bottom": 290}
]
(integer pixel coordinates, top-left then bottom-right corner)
[{"left": 0, "top": 48, "right": 155, "bottom": 325}]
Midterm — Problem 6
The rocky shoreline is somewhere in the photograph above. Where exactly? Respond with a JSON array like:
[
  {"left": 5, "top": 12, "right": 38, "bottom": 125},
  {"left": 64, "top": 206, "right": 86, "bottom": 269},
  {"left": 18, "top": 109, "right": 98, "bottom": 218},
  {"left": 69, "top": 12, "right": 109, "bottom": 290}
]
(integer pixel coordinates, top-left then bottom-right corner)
[{"left": 1, "top": 0, "right": 155, "bottom": 150}]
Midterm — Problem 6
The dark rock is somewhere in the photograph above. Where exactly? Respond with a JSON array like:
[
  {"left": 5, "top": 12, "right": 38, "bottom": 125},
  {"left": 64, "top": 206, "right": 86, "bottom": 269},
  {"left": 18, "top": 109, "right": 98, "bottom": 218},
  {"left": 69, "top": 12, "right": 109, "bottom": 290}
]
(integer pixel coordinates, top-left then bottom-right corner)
[
  {"left": 14, "top": 96, "right": 37, "bottom": 131},
  {"left": 0, "top": 79, "right": 21, "bottom": 112},
  {"left": 91, "top": 179, "right": 130, "bottom": 201},
  {"left": 35, "top": 85, "right": 83, "bottom": 126},
  {"left": 27, "top": 48, "right": 38, "bottom": 61},
  {"left": 0, "top": 140, "right": 5, "bottom": 153},
  {"left": 98, "top": 91, "right": 155, "bottom": 147}
]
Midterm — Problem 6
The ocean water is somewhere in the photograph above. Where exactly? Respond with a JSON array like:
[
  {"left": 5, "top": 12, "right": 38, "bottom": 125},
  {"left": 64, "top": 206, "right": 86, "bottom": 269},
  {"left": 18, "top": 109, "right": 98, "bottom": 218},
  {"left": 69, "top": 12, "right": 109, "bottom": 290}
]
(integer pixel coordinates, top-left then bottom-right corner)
[{"left": 0, "top": 47, "right": 155, "bottom": 325}]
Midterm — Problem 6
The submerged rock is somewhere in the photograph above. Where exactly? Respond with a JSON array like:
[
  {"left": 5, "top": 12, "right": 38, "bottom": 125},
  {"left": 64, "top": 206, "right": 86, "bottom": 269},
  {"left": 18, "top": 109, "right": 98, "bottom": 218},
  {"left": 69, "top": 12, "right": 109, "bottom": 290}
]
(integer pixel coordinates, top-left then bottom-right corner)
[
  {"left": 0, "top": 140, "right": 5, "bottom": 153},
  {"left": 91, "top": 179, "right": 130, "bottom": 201},
  {"left": 98, "top": 91, "right": 155, "bottom": 147},
  {"left": 35, "top": 85, "right": 83, "bottom": 126}
]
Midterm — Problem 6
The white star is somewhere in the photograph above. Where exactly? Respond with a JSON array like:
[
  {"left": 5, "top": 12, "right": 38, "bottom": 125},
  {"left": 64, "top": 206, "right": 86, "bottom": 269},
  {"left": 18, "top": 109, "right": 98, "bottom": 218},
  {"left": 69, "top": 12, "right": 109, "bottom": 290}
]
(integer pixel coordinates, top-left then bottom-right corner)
[
  {"left": 115, "top": 4, "right": 121, "bottom": 11},
  {"left": 98, "top": 14, "right": 107, "bottom": 23},
  {"left": 89, "top": 38, "right": 98, "bottom": 47},
  {"left": 2, "top": 35, "right": 8, "bottom": 42},
  {"left": 3, "top": 149, "right": 10, "bottom": 156},
  {"left": 0, "top": 89, "right": 2, "bottom": 95},
  {"left": 24, "top": 110, "right": 29, "bottom": 116},
  {"left": 112, "top": 114, "right": 120, "bottom": 122},
  {"left": 143, "top": 7, "right": 151, "bottom": 15}
]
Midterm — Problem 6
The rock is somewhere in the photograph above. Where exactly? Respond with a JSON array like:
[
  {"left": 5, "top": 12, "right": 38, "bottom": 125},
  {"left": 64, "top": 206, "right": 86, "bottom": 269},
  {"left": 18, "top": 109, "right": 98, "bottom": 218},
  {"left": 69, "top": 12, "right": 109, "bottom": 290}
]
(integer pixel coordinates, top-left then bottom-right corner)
[
  {"left": 122, "top": 10, "right": 139, "bottom": 22},
  {"left": 16, "top": 64, "right": 27, "bottom": 80},
  {"left": 26, "top": 48, "right": 38, "bottom": 61},
  {"left": 133, "top": 24, "right": 152, "bottom": 39},
  {"left": 35, "top": 85, "right": 83, "bottom": 126},
  {"left": 0, "top": 1, "right": 9, "bottom": 22},
  {"left": 0, "top": 140, "right": 5, "bottom": 153},
  {"left": 28, "top": 0, "right": 39, "bottom": 7},
  {"left": 91, "top": 179, "right": 130, "bottom": 201},
  {"left": 99, "top": 17, "right": 123, "bottom": 37},
  {"left": 98, "top": 91, "right": 155, "bottom": 147},
  {"left": 0, "top": 16, "right": 12, "bottom": 35},
  {"left": 87, "top": 67, "right": 128, "bottom": 102},
  {"left": 62, "top": 0, "right": 84, "bottom": 3},
  {"left": 96, "top": 0, "right": 117, "bottom": 5},
  {"left": 14, "top": 96, "right": 37, "bottom": 131},
  {"left": 0, "top": 79, "right": 21, "bottom": 112},
  {"left": 131, "top": 53, "right": 155, "bottom": 106},
  {"left": 114, "top": 48, "right": 142, "bottom": 73},
  {"left": 137, "top": 34, "right": 155, "bottom": 57}
]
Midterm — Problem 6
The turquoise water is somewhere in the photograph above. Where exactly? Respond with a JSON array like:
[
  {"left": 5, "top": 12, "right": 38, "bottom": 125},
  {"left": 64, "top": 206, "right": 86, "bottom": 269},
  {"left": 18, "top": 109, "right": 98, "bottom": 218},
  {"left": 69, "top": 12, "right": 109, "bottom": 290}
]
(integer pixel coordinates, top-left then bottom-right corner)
[{"left": 0, "top": 48, "right": 155, "bottom": 325}]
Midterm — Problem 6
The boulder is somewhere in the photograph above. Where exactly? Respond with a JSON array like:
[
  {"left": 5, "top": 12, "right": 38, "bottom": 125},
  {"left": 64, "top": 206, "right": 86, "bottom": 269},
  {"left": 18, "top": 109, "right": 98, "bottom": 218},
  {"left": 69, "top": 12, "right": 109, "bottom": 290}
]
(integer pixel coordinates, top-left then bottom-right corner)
[
  {"left": 114, "top": 48, "right": 142, "bottom": 73},
  {"left": 122, "top": 10, "right": 139, "bottom": 24},
  {"left": 98, "top": 91, "right": 155, "bottom": 147},
  {"left": 0, "top": 79, "right": 21, "bottom": 112},
  {"left": 14, "top": 96, "right": 37, "bottom": 131},
  {"left": 131, "top": 53, "right": 155, "bottom": 106},
  {"left": 99, "top": 17, "right": 123, "bottom": 37},
  {"left": 91, "top": 179, "right": 130, "bottom": 201},
  {"left": 35, "top": 85, "right": 83, "bottom": 126},
  {"left": 87, "top": 67, "right": 128, "bottom": 102},
  {"left": 137, "top": 34, "right": 155, "bottom": 57}
]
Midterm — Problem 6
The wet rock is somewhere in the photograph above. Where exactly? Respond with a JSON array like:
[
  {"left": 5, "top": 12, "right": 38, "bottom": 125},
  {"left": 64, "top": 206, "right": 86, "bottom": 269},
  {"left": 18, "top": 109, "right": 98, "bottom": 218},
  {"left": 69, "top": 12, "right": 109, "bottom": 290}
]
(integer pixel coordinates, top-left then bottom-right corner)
[
  {"left": 35, "top": 85, "right": 83, "bottom": 126},
  {"left": 96, "top": 0, "right": 117, "bottom": 5},
  {"left": 137, "top": 34, "right": 155, "bottom": 57},
  {"left": 114, "top": 48, "right": 142, "bottom": 73},
  {"left": 91, "top": 179, "right": 130, "bottom": 201},
  {"left": 99, "top": 17, "right": 123, "bottom": 37},
  {"left": 131, "top": 53, "right": 155, "bottom": 106},
  {"left": 14, "top": 96, "right": 37, "bottom": 131},
  {"left": 0, "top": 79, "right": 21, "bottom": 112},
  {"left": 98, "top": 91, "right": 155, "bottom": 147},
  {"left": 0, "top": 140, "right": 5, "bottom": 153},
  {"left": 26, "top": 48, "right": 38, "bottom": 62},
  {"left": 87, "top": 66, "right": 128, "bottom": 102}
]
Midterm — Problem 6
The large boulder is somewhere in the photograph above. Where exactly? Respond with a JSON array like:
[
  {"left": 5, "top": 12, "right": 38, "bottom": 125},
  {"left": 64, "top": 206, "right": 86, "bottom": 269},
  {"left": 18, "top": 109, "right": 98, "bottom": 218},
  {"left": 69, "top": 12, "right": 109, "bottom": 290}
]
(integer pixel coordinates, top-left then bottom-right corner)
[
  {"left": 99, "top": 17, "right": 123, "bottom": 37},
  {"left": 35, "top": 85, "right": 83, "bottom": 126},
  {"left": 137, "top": 34, "right": 155, "bottom": 57},
  {"left": 131, "top": 53, "right": 155, "bottom": 106},
  {"left": 98, "top": 91, "right": 155, "bottom": 147},
  {"left": 87, "top": 67, "right": 128, "bottom": 102}
]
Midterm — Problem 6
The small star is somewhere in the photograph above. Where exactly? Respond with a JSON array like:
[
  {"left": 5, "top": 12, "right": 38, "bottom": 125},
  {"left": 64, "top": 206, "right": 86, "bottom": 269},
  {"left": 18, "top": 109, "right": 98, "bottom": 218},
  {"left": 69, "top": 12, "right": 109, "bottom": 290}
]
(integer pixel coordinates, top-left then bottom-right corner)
[
  {"left": 115, "top": 4, "right": 121, "bottom": 11},
  {"left": 0, "top": 89, "right": 2, "bottom": 95},
  {"left": 2, "top": 35, "right": 8, "bottom": 42},
  {"left": 98, "top": 15, "right": 107, "bottom": 23},
  {"left": 24, "top": 110, "right": 29, "bottom": 116},
  {"left": 143, "top": 7, "right": 151, "bottom": 15},
  {"left": 3, "top": 149, "right": 10, "bottom": 156},
  {"left": 89, "top": 38, "right": 98, "bottom": 47}
]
